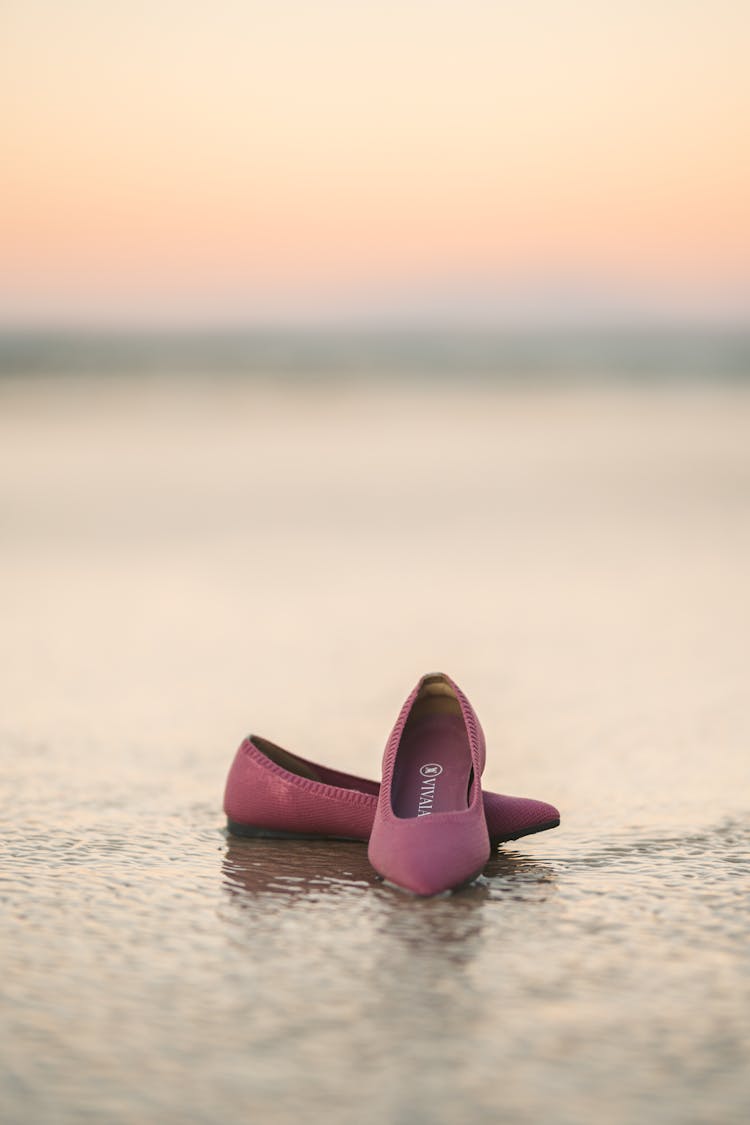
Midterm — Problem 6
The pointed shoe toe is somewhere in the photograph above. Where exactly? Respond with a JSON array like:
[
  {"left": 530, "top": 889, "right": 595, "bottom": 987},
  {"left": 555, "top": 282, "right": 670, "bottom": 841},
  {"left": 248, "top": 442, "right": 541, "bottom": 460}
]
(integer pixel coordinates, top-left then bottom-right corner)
[
  {"left": 483, "top": 794, "right": 560, "bottom": 844},
  {"left": 371, "top": 813, "right": 491, "bottom": 896}
]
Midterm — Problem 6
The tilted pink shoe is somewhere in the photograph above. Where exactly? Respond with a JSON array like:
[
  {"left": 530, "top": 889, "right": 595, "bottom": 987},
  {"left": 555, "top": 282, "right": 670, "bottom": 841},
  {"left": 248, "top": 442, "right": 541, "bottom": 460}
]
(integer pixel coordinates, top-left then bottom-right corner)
[
  {"left": 224, "top": 739, "right": 559, "bottom": 848},
  {"left": 368, "top": 673, "right": 491, "bottom": 895}
]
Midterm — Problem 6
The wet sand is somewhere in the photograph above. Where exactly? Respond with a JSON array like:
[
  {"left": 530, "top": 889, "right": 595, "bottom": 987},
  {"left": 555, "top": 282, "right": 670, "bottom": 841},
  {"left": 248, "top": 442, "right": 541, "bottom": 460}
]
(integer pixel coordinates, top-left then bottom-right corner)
[{"left": 1, "top": 374, "right": 749, "bottom": 1123}]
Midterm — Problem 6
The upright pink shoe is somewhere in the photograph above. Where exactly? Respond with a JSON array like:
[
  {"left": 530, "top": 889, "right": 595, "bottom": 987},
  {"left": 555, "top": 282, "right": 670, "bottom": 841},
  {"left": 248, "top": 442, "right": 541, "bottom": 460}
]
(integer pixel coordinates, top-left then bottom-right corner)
[
  {"left": 368, "top": 673, "right": 491, "bottom": 895},
  {"left": 224, "top": 738, "right": 559, "bottom": 847}
]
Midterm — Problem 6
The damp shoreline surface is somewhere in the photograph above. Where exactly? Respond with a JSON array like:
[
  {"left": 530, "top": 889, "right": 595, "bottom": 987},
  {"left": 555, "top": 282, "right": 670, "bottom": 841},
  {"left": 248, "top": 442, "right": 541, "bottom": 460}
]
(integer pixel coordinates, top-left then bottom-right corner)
[{"left": 1, "top": 373, "right": 749, "bottom": 1124}]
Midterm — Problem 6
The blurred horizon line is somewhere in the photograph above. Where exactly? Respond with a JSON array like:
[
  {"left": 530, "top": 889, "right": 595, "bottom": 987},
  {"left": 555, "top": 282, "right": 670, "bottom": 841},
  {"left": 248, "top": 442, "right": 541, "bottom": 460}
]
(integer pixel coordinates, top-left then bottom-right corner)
[{"left": 1, "top": 324, "right": 749, "bottom": 379}]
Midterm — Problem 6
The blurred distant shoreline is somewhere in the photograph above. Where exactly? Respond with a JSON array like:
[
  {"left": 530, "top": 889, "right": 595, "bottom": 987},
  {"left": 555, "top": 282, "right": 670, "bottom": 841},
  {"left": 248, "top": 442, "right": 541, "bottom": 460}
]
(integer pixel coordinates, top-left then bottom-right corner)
[{"left": 1, "top": 326, "right": 748, "bottom": 380}]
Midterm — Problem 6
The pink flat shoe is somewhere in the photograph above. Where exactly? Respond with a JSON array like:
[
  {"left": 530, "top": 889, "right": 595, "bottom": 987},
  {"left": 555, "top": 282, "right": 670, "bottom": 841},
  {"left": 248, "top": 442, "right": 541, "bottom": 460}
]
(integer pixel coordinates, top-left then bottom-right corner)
[
  {"left": 224, "top": 739, "right": 559, "bottom": 848},
  {"left": 368, "top": 672, "right": 492, "bottom": 895}
]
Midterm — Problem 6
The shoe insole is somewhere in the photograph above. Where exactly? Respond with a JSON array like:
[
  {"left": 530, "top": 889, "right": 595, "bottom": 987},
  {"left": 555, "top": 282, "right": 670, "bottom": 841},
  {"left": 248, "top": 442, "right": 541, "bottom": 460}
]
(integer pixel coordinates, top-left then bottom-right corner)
[{"left": 391, "top": 716, "right": 473, "bottom": 819}]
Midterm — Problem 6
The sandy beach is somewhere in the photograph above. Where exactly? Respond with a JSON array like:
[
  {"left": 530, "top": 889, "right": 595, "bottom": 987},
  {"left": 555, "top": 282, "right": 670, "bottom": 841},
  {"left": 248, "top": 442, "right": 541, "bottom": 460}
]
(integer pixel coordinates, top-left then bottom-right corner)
[{"left": 1, "top": 372, "right": 749, "bottom": 1123}]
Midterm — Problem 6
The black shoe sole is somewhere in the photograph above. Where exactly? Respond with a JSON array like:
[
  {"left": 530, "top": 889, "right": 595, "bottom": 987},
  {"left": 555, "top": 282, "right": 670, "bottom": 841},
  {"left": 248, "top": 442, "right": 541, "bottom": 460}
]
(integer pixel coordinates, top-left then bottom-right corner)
[
  {"left": 226, "top": 816, "right": 560, "bottom": 845},
  {"left": 490, "top": 816, "right": 560, "bottom": 845},
  {"left": 226, "top": 819, "right": 364, "bottom": 843}
]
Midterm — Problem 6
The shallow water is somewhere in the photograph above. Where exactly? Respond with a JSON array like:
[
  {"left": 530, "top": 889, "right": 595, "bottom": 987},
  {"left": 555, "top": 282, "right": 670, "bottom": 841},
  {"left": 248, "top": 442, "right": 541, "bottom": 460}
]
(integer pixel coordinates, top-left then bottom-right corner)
[{"left": 1, "top": 375, "right": 749, "bottom": 1123}]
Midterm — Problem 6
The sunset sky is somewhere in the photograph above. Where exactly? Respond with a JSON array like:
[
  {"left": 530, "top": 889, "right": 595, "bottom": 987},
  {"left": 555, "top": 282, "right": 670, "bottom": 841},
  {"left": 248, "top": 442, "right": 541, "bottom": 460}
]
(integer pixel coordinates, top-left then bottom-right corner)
[{"left": 2, "top": 0, "right": 749, "bottom": 325}]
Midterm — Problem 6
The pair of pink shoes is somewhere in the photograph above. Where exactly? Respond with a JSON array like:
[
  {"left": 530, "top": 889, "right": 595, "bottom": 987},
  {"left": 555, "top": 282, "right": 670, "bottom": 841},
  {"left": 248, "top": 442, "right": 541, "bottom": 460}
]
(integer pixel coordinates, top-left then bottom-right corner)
[{"left": 224, "top": 672, "right": 559, "bottom": 895}]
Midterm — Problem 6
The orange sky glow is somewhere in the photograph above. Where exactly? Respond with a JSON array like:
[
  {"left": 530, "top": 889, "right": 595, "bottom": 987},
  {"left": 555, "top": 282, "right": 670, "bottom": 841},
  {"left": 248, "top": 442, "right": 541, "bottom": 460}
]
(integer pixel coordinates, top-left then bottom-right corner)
[{"left": 2, "top": 1, "right": 749, "bottom": 324}]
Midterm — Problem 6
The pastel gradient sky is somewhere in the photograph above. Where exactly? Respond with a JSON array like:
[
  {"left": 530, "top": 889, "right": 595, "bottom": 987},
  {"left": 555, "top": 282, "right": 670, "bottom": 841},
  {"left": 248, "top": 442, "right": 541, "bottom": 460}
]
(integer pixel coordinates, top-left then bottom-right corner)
[{"left": 2, "top": 0, "right": 749, "bottom": 325}]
